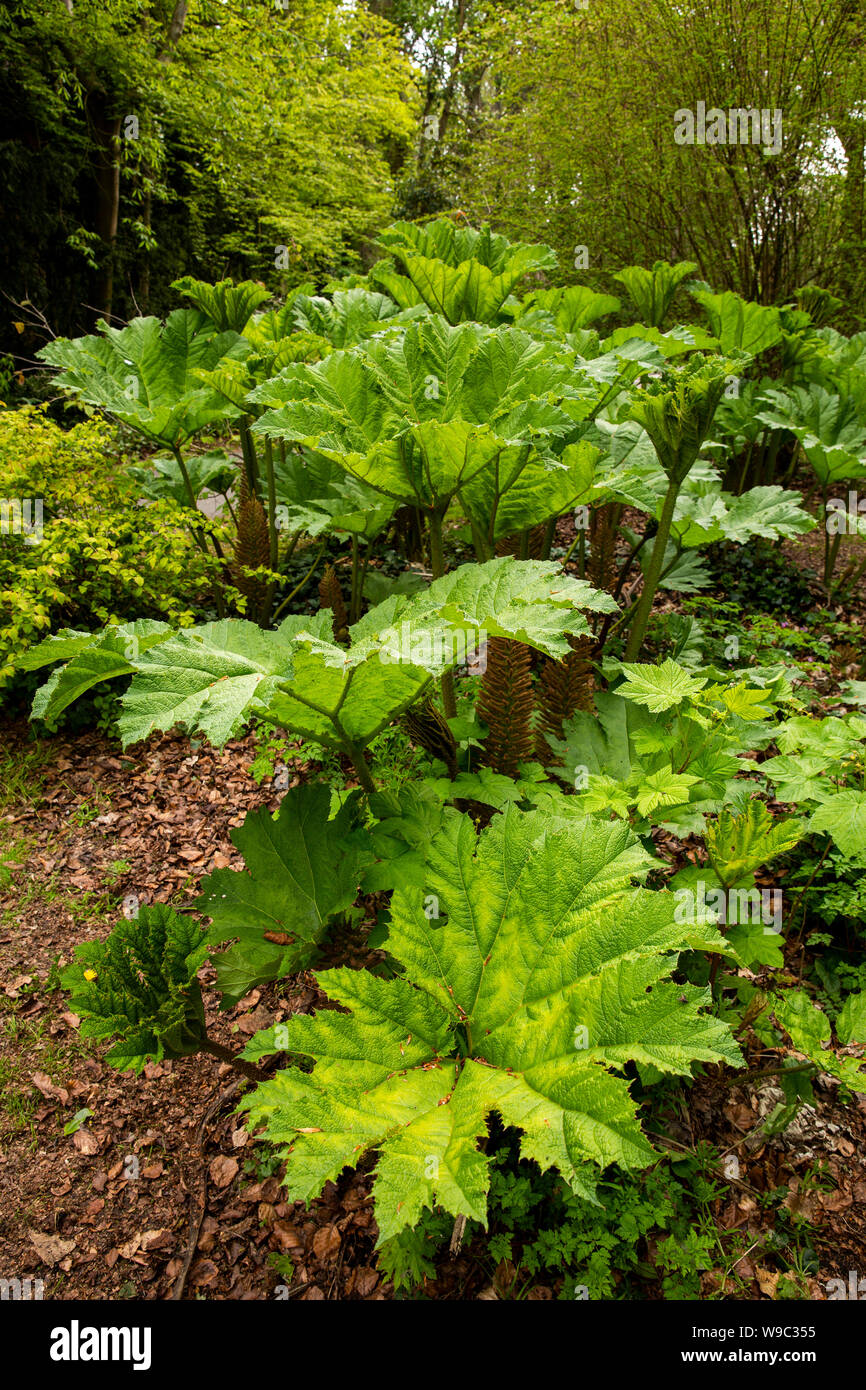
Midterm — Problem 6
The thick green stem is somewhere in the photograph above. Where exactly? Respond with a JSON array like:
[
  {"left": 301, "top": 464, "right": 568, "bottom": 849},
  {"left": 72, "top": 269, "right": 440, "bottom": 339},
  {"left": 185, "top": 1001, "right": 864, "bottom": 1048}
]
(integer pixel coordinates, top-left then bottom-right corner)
[
  {"left": 171, "top": 444, "right": 211, "bottom": 559},
  {"left": 260, "top": 437, "right": 280, "bottom": 627},
  {"left": 350, "top": 536, "right": 362, "bottom": 625},
  {"left": 263, "top": 438, "right": 278, "bottom": 571},
  {"left": 429, "top": 507, "right": 446, "bottom": 579},
  {"left": 344, "top": 743, "right": 376, "bottom": 793},
  {"left": 200, "top": 1036, "right": 267, "bottom": 1083},
  {"left": 238, "top": 417, "right": 259, "bottom": 493},
  {"left": 623, "top": 478, "right": 680, "bottom": 661},
  {"left": 541, "top": 514, "right": 558, "bottom": 561},
  {"left": 429, "top": 508, "right": 457, "bottom": 719},
  {"left": 172, "top": 445, "right": 226, "bottom": 618}
]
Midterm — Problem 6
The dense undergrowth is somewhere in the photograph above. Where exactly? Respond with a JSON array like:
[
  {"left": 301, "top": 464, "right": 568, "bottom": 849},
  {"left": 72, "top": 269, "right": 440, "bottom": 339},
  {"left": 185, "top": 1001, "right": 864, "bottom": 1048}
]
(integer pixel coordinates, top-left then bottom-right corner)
[{"left": 3, "top": 216, "right": 866, "bottom": 1299}]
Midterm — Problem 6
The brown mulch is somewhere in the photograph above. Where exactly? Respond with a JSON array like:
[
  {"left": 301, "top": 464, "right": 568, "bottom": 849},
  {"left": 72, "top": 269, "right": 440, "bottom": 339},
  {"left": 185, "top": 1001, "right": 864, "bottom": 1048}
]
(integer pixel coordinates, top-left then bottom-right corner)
[{"left": 0, "top": 727, "right": 396, "bottom": 1300}]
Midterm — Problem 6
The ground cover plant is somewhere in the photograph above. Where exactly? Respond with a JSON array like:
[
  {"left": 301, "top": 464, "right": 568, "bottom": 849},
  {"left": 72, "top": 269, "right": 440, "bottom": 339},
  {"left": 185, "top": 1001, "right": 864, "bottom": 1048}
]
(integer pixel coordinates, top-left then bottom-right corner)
[{"left": 1, "top": 0, "right": 865, "bottom": 1322}]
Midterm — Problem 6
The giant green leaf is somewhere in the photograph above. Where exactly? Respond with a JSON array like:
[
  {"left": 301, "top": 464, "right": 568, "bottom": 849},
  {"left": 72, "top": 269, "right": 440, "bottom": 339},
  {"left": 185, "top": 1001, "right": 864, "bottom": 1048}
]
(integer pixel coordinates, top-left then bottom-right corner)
[
  {"left": 520, "top": 285, "right": 621, "bottom": 332},
  {"left": 196, "top": 784, "right": 370, "bottom": 1005},
  {"left": 756, "top": 384, "right": 866, "bottom": 483},
  {"left": 38, "top": 310, "right": 246, "bottom": 447},
  {"left": 239, "top": 807, "right": 739, "bottom": 1240},
  {"left": 690, "top": 290, "right": 784, "bottom": 356},
  {"left": 172, "top": 276, "right": 271, "bottom": 333},
  {"left": 61, "top": 905, "right": 209, "bottom": 1075},
  {"left": 371, "top": 219, "right": 557, "bottom": 324},
  {"left": 253, "top": 316, "right": 580, "bottom": 514},
  {"left": 613, "top": 261, "right": 697, "bottom": 328}
]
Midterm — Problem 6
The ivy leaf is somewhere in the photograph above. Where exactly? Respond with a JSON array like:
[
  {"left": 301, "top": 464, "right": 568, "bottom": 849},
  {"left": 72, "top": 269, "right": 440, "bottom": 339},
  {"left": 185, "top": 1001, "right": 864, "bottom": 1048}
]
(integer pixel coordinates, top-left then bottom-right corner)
[
  {"left": 239, "top": 807, "right": 739, "bottom": 1241},
  {"left": 617, "top": 659, "right": 708, "bottom": 712},
  {"left": 810, "top": 792, "right": 866, "bottom": 858},
  {"left": 196, "top": 784, "right": 371, "bottom": 1006}
]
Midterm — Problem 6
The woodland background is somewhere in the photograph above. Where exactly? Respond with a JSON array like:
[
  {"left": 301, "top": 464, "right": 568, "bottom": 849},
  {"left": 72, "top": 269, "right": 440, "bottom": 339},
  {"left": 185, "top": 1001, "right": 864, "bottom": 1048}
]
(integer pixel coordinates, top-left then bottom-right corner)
[{"left": 2, "top": 0, "right": 865, "bottom": 368}]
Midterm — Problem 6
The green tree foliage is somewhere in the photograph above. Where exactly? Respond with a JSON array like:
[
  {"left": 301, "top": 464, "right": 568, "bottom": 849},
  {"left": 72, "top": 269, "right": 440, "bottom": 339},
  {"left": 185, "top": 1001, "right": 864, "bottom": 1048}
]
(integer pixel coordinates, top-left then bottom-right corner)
[
  {"left": 0, "top": 0, "right": 417, "bottom": 350},
  {"left": 0, "top": 406, "right": 215, "bottom": 696},
  {"left": 444, "top": 0, "right": 866, "bottom": 312}
]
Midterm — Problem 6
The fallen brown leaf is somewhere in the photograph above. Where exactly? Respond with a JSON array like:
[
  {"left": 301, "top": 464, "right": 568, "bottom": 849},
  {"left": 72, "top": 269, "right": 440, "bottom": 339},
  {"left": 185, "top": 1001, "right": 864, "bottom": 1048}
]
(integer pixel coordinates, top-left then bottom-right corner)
[
  {"left": 209, "top": 1155, "right": 239, "bottom": 1189},
  {"left": 30, "top": 1232, "right": 76, "bottom": 1267}
]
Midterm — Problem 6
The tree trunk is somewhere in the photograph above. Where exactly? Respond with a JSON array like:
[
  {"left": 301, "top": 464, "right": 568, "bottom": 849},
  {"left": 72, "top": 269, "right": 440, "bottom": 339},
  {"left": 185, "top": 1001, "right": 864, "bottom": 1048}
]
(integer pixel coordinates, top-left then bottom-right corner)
[
  {"left": 835, "top": 119, "right": 865, "bottom": 311},
  {"left": 90, "top": 95, "right": 121, "bottom": 322}
]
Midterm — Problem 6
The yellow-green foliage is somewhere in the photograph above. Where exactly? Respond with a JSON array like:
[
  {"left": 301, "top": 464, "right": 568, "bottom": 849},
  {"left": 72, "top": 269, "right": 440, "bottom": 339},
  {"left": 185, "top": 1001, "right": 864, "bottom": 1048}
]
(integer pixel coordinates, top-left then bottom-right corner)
[{"left": 0, "top": 406, "right": 217, "bottom": 692}]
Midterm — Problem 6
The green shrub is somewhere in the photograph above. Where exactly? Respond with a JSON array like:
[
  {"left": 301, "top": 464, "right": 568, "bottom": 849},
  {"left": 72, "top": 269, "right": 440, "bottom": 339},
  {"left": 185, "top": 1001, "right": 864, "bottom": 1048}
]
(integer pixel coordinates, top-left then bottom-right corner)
[{"left": 0, "top": 405, "right": 219, "bottom": 696}]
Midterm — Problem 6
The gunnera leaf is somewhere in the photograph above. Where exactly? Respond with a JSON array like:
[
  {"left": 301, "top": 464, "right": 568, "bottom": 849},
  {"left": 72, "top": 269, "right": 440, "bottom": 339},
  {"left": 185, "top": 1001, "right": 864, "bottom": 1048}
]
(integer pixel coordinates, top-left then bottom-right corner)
[{"left": 239, "top": 806, "right": 740, "bottom": 1242}]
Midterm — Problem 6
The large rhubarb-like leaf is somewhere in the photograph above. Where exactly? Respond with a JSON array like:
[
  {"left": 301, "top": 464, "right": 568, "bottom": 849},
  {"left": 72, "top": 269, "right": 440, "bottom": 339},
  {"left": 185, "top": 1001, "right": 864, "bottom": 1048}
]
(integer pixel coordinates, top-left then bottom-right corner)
[
  {"left": 61, "top": 905, "right": 209, "bottom": 1075},
  {"left": 252, "top": 316, "right": 580, "bottom": 514},
  {"left": 370, "top": 220, "right": 557, "bottom": 324},
  {"left": 690, "top": 290, "right": 784, "bottom": 356},
  {"left": 756, "top": 384, "right": 866, "bottom": 483},
  {"left": 196, "top": 784, "right": 371, "bottom": 1006},
  {"left": 519, "top": 285, "right": 621, "bottom": 332},
  {"left": 613, "top": 261, "right": 697, "bottom": 328},
  {"left": 38, "top": 311, "right": 245, "bottom": 447},
  {"left": 27, "top": 559, "right": 611, "bottom": 758},
  {"left": 172, "top": 276, "right": 271, "bottom": 333},
  {"left": 239, "top": 807, "right": 740, "bottom": 1241},
  {"left": 264, "top": 557, "right": 614, "bottom": 748}
]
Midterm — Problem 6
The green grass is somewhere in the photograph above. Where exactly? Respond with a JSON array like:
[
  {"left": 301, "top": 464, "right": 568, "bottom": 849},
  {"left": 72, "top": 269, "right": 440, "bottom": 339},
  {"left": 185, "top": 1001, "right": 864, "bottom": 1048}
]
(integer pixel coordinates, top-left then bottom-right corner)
[
  {"left": 0, "top": 1007, "right": 95, "bottom": 1146},
  {"left": 0, "top": 741, "right": 52, "bottom": 812}
]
